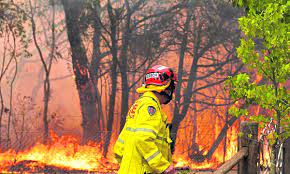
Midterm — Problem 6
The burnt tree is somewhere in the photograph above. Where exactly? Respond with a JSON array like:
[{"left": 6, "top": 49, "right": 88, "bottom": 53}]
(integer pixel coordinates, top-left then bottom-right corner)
[
  {"left": 62, "top": 0, "right": 103, "bottom": 143},
  {"left": 171, "top": 0, "right": 242, "bottom": 161},
  {"left": 104, "top": 0, "right": 118, "bottom": 156}
]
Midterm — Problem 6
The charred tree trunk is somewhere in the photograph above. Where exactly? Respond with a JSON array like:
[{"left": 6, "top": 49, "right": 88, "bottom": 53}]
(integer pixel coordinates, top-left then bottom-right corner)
[
  {"left": 172, "top": 32, "right": 200, "bottom": 144},
  {"left": 131, "top": 54, "right": 137, "bottom": 104},
  {"left": 172, "top": 6, "right": 199, "bottom": 144},
  {"left": 62, "top": 0, "right": 99, "bottom": 143},
  {"left": 90, "top": 0, "right": 103, "bottom": 140},
  {"left": 120, "top": 67, "right": 129, "bottom": 131},
  {"left": 223, "top": 109, "right": 229, "bottom": 162},
  {"left": 80, "top": 87, "right": 98, "bottom": 143},
  {"left": 206, "top": 116, "right": 239, "bottom": 160},
  {"left": 104, "top": 0, "right": 118, "bottom": 157},
  {"left": 172, "top": 1, "right": 241, "bottom": 153},
  {"left": 173, "top": 7, "right": 192, "bottom": 128},
  {"left": 172, "top": 6, "right": 193, "bottom": 147},
  {"left": 119, "top": 0, "right": 132, "bottom": 131},
  {"left": 188, "top": 96, "right": 202, "bottom": 161}
]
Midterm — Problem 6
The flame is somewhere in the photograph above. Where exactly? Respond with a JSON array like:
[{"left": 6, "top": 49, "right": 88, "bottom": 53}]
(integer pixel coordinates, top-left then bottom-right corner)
[
  {"left": 0, "top": 131, "right": 118, "bottom": 173},
  {"left": 0, "top": 119, "right": 269, "bottom": 173},
  {"left": 171, "top": 115, "right": 240, "bottom": 170},
  {"left": 0, "top": 125, "right": 270, "bottom": 173},
  {"left": 0, "top": 125, "right": 239, "bottom": 172}
]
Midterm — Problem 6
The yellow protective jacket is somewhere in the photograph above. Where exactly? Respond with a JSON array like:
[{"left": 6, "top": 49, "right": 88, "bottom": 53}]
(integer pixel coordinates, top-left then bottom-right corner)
[{"left": 114, "top": 91, "right": 172, "bottom": 174}]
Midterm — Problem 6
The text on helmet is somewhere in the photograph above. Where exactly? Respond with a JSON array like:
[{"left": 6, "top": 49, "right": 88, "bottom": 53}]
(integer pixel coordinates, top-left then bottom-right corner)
[{"left": 145, "top": 73, "right": 159, "bottom": 80}]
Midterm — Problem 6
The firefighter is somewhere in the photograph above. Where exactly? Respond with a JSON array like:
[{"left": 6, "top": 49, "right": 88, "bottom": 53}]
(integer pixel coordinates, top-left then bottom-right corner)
[{"left": 114, "top": 65, "right": 177, "bottom": 174}]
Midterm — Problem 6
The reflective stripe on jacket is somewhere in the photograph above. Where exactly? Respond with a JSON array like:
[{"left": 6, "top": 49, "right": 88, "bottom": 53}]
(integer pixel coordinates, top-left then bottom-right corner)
[{"left": 114, "top": 91, "right": 172, "bottom": 174}]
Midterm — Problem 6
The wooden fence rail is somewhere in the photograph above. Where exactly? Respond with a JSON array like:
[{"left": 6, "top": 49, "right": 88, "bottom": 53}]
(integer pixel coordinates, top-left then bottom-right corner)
[
  {"left": 213, "top": 147, "right": 248, "bottom": 174},
  {"left": 214, "top": 121, "right": 258, "bottom": 174}
]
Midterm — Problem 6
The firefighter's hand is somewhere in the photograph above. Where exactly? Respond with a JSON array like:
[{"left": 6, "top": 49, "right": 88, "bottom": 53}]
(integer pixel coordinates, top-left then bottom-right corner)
[{"left": 163, "top": 165, "right": 177, "bottom": 174}]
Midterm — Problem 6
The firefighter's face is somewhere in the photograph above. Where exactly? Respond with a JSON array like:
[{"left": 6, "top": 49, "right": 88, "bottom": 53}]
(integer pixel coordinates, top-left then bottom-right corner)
[
  {"left": 161, "top": 87, "right": 174, "bottom": 105},
  {"left": 164, "top": 88, "right": 173, "bottom": 97}
]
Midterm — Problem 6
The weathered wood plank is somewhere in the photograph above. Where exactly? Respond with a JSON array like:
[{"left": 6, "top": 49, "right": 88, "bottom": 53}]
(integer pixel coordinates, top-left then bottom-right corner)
[
  {"left": 284, "top": 138, "right": 290, "bottom": 174},
  {"left": 213, "top": 147, "right": 248, "bottom": 174},
  {"left": 238, "top": 122, "right": 258, "bottom": 174}
]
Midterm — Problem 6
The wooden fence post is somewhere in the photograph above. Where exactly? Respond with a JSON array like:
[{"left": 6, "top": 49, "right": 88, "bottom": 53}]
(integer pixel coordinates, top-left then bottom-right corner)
[
  {"left": 238, "top": 121, "right": 258, "bottom": 174},
  {"left": 284, "top": 138, "right": 290, "bottom": 174}
]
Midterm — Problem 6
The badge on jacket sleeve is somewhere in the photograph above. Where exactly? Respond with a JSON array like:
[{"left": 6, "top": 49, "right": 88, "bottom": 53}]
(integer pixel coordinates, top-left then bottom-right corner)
[{"left": 148, "top": 106, "right": 156, "bottom": 116}]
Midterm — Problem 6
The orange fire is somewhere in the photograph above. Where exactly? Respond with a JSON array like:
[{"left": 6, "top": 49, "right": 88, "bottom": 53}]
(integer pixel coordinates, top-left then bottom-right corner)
[
  {"left": 0, "top": 128, "right": 239, "bottom": 173},
  {"left": 0, "top": 131, "right": 118, "bottom": 173},
  {"left": 0, "top": 117, "right": 242, "bottom": 173},
  {"left": 173, "top": 121, "right": 239, "bottom": 170}
]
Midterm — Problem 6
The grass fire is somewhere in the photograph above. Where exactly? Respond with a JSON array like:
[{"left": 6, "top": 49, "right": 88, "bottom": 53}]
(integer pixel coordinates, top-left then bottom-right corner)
[
  {"left": 0, "top": 124, "right": 239, "bottom": 173},
  {"left": 0, "top": 131, "right": 118, "bottom": 173}
]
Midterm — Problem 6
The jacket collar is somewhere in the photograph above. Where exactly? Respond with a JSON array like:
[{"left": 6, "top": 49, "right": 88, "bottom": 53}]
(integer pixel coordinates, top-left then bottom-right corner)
[{"left": 142, "top": 91, "right": 161, "bottom": 106}]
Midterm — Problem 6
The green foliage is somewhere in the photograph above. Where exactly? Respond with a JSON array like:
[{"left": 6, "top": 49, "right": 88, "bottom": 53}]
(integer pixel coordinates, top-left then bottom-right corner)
[
  {"left": 228, "top": 0, "right": 290, "bottom": 146},
  {"left": 229, "top": 105, "right": 248, "bottom": 117},
  {"left": 238, "top": 132, "right": 244, "bottom": 137},
  {"left": 248, "top": 133, "right": 253, "bottom": 139}
]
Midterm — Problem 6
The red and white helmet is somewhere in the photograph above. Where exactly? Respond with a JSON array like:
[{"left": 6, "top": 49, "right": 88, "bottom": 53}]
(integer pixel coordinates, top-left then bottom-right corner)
[{"left": 144, "top": 65, "right": 177, "bottom": 87}]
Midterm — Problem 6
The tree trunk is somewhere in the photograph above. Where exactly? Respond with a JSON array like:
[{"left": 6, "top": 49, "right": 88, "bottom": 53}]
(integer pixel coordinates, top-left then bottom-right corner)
[
  {"left": 172, "top": 50, "right": 199, "bottom": 143},
  {"left": 270, "top": 61, "right": 280, "bottom": 174},
  {"left": 90, "top": 0, "right": 103, "bottom": 140},
  {"left": 80, "top": 86, "right": 99, "bottom": 142},
  {"left": 120, "top": 0, "right": 131, "bottom": 131},
  {"left": 206, "top": 116, "right": 239, "bottom": 160},
  {"left": 172, "top": 7, "right": 204, "bottom": 144},
  {"left": 172, "top": 8, "right": 192, "bottom": 142},
  {"left": 42, "top": 78, "right": 50, "bottom": 143},
  {"left": 120, "top": 76, "right": 129, "bottom": 130},
  {"left": 223, "top": 110, "right": 229, "bottom": 162},
  {"left": 104, "top": 60, "right": 117, "bottom": 156},
  {"left": 6, "top": 28, "right": 17, "bottom": 149},
  {"left": 104, "top": 0, "right": 118, "bottom": 156},
  {"left": 30, "top": 0, "right": 57, "bottom": 144},
  {"left": 131, "top": 54, "right": 137, "bottom": 104},
  {"left": 62, "top": 0, "right": 99, "bottom": 143}
]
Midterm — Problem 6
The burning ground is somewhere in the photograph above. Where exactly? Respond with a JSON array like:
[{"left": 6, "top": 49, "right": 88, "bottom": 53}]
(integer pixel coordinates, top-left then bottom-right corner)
[
  {"left": 0, "top": 124, "right": 239, "bottom": 173},
  {"left": 0, "top": 131, "right": 118, "bottom": 173}
]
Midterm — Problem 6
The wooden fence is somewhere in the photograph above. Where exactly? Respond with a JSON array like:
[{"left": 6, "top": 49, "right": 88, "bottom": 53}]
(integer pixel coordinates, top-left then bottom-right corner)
[
  {"left": 213, "top": 121, "right": 290, "bottom": 174},
  {"left": 214, "top": 122, "right": 258, "bottom": 174}
]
